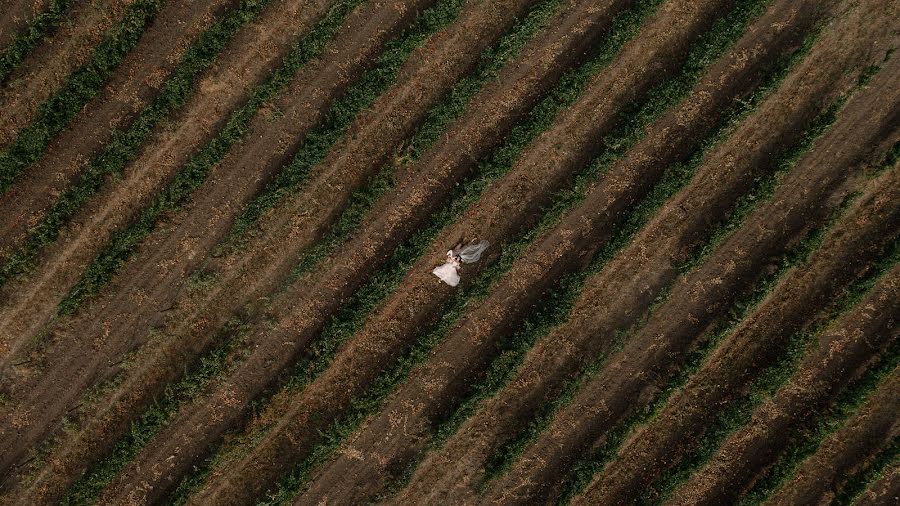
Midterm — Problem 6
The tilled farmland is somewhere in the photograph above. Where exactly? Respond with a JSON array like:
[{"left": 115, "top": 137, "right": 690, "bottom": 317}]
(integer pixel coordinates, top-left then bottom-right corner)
[{"left": 0, "top": 0, "right": 897, "bottom": 504}]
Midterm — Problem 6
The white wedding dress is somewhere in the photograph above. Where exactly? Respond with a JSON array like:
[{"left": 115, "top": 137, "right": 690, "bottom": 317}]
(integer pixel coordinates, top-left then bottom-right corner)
[{"left": 432, "top": 240, "right": 490, "bottom": 286}]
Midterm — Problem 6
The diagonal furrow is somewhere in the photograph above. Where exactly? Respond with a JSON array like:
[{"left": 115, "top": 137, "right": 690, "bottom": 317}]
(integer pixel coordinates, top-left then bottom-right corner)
[
  {"left": 299, "top": 0, "right": 825, "bottom": 503},
  {"left": 114, "top": 0, "right": 676, "bottom": 500},
  {"left": 854, "top": 462, "right": 900, "bottom": 506}
]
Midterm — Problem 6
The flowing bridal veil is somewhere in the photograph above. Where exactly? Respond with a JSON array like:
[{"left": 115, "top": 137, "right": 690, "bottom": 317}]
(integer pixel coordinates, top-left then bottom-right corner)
[{"left": 432, "top": 240, "right": 490, "bottom": 286}]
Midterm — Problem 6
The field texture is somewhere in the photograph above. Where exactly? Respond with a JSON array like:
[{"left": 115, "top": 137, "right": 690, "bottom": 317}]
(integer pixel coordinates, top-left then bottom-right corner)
[{"left": 0, "top": 0, "right": 898, "bottom": 504}]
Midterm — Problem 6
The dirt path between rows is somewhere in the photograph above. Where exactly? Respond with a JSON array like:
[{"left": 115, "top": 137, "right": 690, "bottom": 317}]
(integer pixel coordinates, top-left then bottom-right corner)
[
  {"left": 578, "top": 167, "right": 900, "bottom": 504},
  {"left": 397, "top": 1, "right": 898, "bottom": 502},
  {"left": 0, "top": 0, "right": 340, "bottom": 489},
  {"left": 0, "top": 0, "right": 237, "bottom": 258},
  {"left": 179, "top": 0, "right": 738, "bottom": 503},
  {"left": 765, "top": 371, "right": 900, "bottom": 506},
  {"left": 0, "top": 0, "right": 53, "bottom": 53},
  {"left": 0, "top": 0, "right": 337, "bottom": 366},
  {"left": 3, "top": 0, "right": 545, "bottom": 502},
  {"left": 300, "top": 1, "right": 825, "bottom": 502},
  {"left": 667, "top": 266, "right": 900, "bottom": 506},
  {"left": 0, "top": 0, "right": 138, "bottom": 147}
]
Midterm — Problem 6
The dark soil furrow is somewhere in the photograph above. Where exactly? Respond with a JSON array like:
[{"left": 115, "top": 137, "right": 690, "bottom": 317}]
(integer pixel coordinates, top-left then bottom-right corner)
[
  {"left": 0, "top": 0, "right": 149, "bottom": 163},
  {"left": 298, "top": 0, "right": 823, "bottom": 502},
  {"left": 854, "top": 463, "right": 900, "bottom": 506},
  {"left": 0, "top": 0, "right": 53, "bottom": 53}
]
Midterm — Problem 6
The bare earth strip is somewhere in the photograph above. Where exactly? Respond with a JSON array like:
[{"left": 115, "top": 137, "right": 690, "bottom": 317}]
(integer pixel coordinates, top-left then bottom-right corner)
[
  {"left": 299, "top": 0, "right": 826, "bottom": 503},
  {"left": 576, "top": 166, "right": 900, "bottom": 504},
  {"left": 0, "top": 0, "right": 337, "bottom": 366},
  {"left": 765, "top": 371, "right": 900, "bottom": 506},
  {"left": 0, "top": 0, "right": 138, "bottom": 146},
  {"left": 667, "top": 262, "right": 900, "bottom": 505},
  {"left": 0, "top": 0, "right": 237, "bottom": 258},
  {"left": 397, "top": 1, "right": 898, "bottom": 502}
]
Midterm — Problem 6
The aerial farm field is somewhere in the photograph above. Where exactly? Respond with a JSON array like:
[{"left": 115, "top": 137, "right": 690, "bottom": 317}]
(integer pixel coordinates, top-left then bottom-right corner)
[{"left": 0, "top": 0, "right": 897, "bottom": 504}]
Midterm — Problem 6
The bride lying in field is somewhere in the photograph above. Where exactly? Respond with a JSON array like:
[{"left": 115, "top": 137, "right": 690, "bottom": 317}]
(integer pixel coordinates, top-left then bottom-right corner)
[{"left": 432, "top": 240, "right": 490, "bottom": 286}]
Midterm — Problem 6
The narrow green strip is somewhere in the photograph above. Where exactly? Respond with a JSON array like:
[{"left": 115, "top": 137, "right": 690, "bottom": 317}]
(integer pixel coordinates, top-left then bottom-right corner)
[
  {"left": 555, "top": 65, "right": 887, "bottom": 505},
  {"left": 643, "top": 239, "right": 900, "bottom": 505},
  {"left": 0, "top": 0, "right": 164, "bottom": 194},
  {"left": 0, "top": 0, "right": 75, "bottom": 83},
  {"left": 0, "top": 0, "right": 272, "bottom": 289},
  {"left": 59, "top": 318, "right": 250, "bottom": 505},
  {"left": 56, "top": 0, "right": 367, "bottom": 315}
]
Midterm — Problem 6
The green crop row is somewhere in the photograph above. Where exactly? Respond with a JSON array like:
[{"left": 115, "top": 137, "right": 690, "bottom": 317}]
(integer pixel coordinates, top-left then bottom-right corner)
[
  {"left": 55, "top": 0, "right": 368, "bottom": 315},
  {"left": 70, "top": 1, "right": 564, "bottom": 502},
  {"left": 250, "top": 0, "right": 672, "bottom": 503},
  {"left": 741, "top": 346, "right": 899, "bottom": 506},
  {"left": 554, "top": 54, "right": 875, "bottom": 505},
  {"left": 643, "top": 237, "right": 900, "bottom": 505},
  {"left": 0, "top": 0, "right": 272, "bottom": 289},
  {"left": 0, "top": 0, "right": 75, "bottom": 83},
  {"left": 0, "top": 0, "right": 163, "bottom": 194},
  {"left": 59, "top": 318, "right": 250, "bottom": 505},
  {"left": 220, "top": 0, "right": 473, "bottom": 248}
]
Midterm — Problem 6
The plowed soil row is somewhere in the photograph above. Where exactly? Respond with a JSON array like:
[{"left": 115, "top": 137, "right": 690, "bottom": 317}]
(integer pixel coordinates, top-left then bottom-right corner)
[
  {"left": 92, "top": 0, "right": 640, "bottom": 502},
  {"left": 668, "top": 263, "right": 900, "bottom": 506},
  {"left": 179, "top": 0, "right": 737, "bottom": 503},
  {"left": 577, "top": 166, "right": 900, "bottom": 504},
  {"left": 766, "top": 370, "right": 900, "bottom": 506},
  {"left": 0, "top": 0, "right": 547, "bottom": 502},
  {"left": 0, "top": 0, "right": 53, "bottom": 53},
  {"left": 0, "top": 0, "right": 139, "bottom": 147},
  {"left": 0, "top": 0, "right": 342, "bottom": 484},
  {"left": 0, "top": 0, "right": 237, "bottom": 258},
  {"left": 396, "top": 1, "right": 897, "bottom": 502},
  {"left": 299, "top": 1, "right": 822, "bottom": 502}
]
